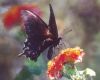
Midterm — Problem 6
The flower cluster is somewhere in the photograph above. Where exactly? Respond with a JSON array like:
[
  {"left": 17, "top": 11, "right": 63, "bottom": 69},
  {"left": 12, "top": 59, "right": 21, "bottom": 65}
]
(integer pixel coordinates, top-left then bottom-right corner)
[
  {"left": 47, "top": 47, "right": 85, "bottom": 79},
  {"left": 3, "top": 4, "right": 42, "bottom": 29}
]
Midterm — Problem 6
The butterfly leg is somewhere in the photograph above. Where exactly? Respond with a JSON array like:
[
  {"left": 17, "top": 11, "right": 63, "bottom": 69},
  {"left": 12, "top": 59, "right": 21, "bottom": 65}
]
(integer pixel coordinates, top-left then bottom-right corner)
[
  {"left": 47, "top": 45, "right": 53, "bottom": 60},
  {"left": 60, "top": 39, "right": 66, "bottom": 48}
]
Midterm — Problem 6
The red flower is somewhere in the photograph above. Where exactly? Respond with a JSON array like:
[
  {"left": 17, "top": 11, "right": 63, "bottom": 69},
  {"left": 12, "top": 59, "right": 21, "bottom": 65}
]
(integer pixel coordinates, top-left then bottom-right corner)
[
  {"left": 47, "top": 60, "right": 63, "bottom": 79},
  {"left": 63, "top": 47, "right": 85, "bottom": 63},
  {"left": 47, "top": 47, "right": 85, "bottom": 79},
  {"left": 3, "top": 4, "right": 42, "bottom": 29}
]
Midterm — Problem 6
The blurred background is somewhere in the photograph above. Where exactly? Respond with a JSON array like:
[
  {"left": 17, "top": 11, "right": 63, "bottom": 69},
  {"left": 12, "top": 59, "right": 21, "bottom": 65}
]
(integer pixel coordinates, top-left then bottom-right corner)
[{"left": 0, "top": 0, "right": 100, "bottom": 80}]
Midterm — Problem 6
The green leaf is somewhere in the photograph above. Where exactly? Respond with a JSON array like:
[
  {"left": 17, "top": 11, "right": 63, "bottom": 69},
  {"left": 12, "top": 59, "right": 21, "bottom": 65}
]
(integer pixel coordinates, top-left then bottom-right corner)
[
  {"left": 24, "top": 55, "right": 46, "bottom": 75},
  {"left": 15, "top": 66, "right": 33, "bottom": 80},
  {"left": 63, "top": 64, "right": 75, "bottom": 76}
]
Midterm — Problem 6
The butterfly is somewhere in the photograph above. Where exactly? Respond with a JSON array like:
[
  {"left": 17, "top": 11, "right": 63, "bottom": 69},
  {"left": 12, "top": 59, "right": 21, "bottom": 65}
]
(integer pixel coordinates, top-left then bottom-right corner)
[{"left": 19, "top": 4, "right": 61, "bottom": 61}]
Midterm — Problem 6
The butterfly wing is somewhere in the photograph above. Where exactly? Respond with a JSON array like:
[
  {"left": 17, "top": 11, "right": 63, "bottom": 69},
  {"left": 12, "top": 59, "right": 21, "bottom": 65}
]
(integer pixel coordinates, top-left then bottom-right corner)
[
  {"left": 48, "top": 4, "right": 58, "bottom": 39},
  {"left": 46, "top": 4, "right": 60, "bottom": 59},
  {"left": 20, "top": 10, "right": 53, "bottom": 61}
]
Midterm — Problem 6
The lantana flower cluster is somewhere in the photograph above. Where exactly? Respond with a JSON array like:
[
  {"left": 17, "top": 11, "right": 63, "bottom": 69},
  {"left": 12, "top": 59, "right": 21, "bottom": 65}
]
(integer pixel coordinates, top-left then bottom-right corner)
[
  {"left": 47, "top": 47, "right": 85, "bottom": 79},
  {"left": 3, "top": 4, "right": 42, "bottom": 29}
]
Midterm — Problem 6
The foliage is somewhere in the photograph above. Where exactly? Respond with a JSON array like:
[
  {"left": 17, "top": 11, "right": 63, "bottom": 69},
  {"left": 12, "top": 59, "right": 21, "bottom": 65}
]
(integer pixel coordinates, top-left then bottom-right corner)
[{"left": 15, "top": 55, "right": 46, "bottom": 80}]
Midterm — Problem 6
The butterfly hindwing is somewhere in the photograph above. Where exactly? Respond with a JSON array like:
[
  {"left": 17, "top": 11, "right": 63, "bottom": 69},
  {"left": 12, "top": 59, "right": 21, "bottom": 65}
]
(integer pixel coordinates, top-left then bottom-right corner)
[{"left": 47, "top": 4, "right": 61, "bottom": 59}]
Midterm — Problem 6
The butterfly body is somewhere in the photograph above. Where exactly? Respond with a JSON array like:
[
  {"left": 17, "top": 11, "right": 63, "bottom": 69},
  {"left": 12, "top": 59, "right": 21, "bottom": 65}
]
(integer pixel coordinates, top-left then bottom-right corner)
[{"left": 20, "top": 4, "right": 61, "bottom": 61}]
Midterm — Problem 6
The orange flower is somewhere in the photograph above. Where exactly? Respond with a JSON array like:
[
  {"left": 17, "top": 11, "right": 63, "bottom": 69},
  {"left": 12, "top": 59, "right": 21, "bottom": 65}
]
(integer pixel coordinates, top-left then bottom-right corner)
[
  {"left": 60, "top": 47, "right": 85, "bottom": 63},
  {"left": 47, "top": 59, "right": 63, "bottom": 79},
  {"left": 3, "top": 4, "right": 42, "bottom": 29},
  {"left": 47, "top": 47, "right": 85, "bottom": 79}
]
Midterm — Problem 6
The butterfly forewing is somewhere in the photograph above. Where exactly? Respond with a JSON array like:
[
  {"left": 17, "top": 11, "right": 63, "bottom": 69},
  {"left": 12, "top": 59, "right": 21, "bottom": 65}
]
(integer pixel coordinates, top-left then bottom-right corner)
[
  {"left": 49, "top": 4, "right": 58, "bottom": 39},
  {"left": 21, "top": 10, "right": 51, "bottom": 37}
]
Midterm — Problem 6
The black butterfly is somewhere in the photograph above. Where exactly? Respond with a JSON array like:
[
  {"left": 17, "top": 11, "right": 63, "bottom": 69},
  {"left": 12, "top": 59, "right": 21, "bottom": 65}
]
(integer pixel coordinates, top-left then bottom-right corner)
[{"left": 19, "top": 4, "right": 61, "bottom": 61}]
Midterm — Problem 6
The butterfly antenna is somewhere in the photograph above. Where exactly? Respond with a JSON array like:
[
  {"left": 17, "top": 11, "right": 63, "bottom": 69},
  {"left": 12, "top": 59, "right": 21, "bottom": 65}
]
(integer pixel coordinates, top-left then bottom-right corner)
[
  {"left": 62, "top": 40, "right": 66, "bottom": 48},
  {"left": 59, "top": 27, "right": 73, "bottom": 48},
  {"left": 63, "top": 27, "right": 72, "bottom": 35}
]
